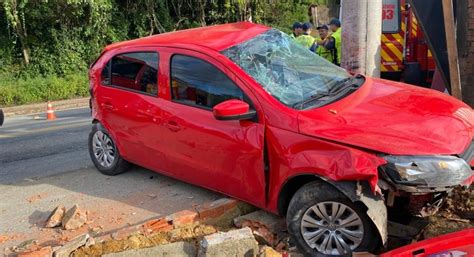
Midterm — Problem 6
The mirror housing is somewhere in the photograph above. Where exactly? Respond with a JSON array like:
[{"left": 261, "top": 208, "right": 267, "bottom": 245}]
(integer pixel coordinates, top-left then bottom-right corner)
[{"left": 213, "top": 99, "right": 256, "bottom": 121}]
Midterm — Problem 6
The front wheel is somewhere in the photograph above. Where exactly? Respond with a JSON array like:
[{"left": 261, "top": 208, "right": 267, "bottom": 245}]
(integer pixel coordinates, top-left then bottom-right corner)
[
  {"left": 287, "top": 181, "right": 379, "bottom": 257},
  {"left": 88, "top": 123, "right": 130, "bottom": 175}
]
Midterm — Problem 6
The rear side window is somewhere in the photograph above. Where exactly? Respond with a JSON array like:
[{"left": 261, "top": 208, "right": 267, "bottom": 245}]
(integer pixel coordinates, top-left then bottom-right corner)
[
  {"left": 101, "top": 52, "right": 159, "bottom": 95},
  {"left": 170, "top": 55, "right": 244, "bottom": 109}
]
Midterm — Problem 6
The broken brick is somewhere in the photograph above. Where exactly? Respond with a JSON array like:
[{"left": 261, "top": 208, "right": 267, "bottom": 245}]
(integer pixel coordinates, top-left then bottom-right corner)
[
  {"left": 110, "top": 226, "right": 139, "bottom": 240},
  {"left": 143, "top": 218, "right": 173, "bottom": 233},
  {"left": 0, "top": 234, "right": 9, "bottom": 244},
  {"left": 196, "top": 198, "right": 239, "bottom": 220},
  {"left": 17, "top": 246, "right": 52, "bottom": 257},
  {"left": 166, "top": 210, "right": 198, "bottom": 227},
  {"left": 237, "top": 220, "right": 277, "bottom": 246},
  {"left": 61, "top": 204, "right": 87, "bottom": 230},
  {"left": 45, "top": 205, "right": 65, "bottom": 228},
  {"left": 274, "top": 241, "right": 287, "bottom": 252}
]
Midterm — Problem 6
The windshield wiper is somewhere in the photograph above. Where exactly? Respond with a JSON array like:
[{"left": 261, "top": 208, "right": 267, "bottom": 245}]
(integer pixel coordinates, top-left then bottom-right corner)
[
  {"left": 292, "top": 91, "right": 331, "bottom": 109},
  {"left": 292, "top": 74, "right": 364, "bottom": 109}
]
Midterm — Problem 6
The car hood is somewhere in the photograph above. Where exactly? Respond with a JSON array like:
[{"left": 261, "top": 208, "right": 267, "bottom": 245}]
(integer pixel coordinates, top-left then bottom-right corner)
[{"left": 297, "top": 77, "right": 474, "bottom": 155}]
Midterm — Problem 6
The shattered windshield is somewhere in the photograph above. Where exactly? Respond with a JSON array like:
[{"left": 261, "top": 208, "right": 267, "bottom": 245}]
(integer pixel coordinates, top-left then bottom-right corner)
[{"left": 222, "top": 29, "right": 351, "bottom": 108}]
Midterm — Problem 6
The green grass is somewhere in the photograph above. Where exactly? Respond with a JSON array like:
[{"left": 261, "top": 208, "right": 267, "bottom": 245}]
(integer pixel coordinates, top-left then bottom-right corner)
[{"left": 0, "top": 74, "right": 89, "bottom": 107}]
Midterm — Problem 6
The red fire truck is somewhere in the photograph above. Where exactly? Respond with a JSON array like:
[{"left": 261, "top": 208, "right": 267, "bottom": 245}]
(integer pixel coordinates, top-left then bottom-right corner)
[{"left": 381, "top": 0, "right": 436, "bottom": 86}]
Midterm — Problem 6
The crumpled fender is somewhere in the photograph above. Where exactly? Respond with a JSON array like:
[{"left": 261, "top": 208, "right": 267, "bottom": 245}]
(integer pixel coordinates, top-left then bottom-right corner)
[
  {"left": 323, "top": 179, "right": 388, "bottom": 244},
  {"left": 267, "top": 125, "right": 388, "bottom": 217},
  {"left": 267, "top": 125, "right": 387, "bottom": 192}
]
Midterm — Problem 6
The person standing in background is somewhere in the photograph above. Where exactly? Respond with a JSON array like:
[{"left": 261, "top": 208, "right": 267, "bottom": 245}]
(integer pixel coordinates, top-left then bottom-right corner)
[
  {"left": 289, "top": 22, "right": 303, "bottom": 39},
  {"left": 295, "top": 22, "right": 316, "bottom": 50},
  {"left": 314, "top": 25, "right": 334, "bottom": 62},
  {"left": 327, "top": 18, "right": 342, "bottom": 66}
]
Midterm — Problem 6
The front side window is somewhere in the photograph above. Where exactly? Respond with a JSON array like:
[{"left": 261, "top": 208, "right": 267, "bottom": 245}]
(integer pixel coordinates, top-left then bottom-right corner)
[
  {"left": 170, "top": 55, "right": 244, "bottom": 109},
  {"left": 102, "top": 52, "right": 159, "bottom": 95},
  {"left": 222, "top": 29, "right": 351, "bottom": 109}
]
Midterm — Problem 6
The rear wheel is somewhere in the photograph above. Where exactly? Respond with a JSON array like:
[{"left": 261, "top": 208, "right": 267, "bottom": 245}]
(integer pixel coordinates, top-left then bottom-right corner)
[
  {"left": 287, "top": 182, "right": 379, "bottom": 257},
  {"left": 88, "top": 123, "right": 130, "bottom": 175}
]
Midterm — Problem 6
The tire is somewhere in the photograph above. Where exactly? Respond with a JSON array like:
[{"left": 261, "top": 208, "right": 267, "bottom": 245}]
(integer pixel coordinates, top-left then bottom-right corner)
[
  {"left": 88, "top": 123, "right": 130, "bottom": 175},
  {"left": 287, "top": 181, "right": 379, "bottom": 257}
]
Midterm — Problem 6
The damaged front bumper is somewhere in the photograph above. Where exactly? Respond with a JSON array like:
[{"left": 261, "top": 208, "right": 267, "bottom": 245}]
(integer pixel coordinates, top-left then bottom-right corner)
[
  {"left": 381, "top": 155, "right": 473, "bottom": 189},
  {"left": 378, "top": 155, "right": 473, "bottom": 216}
]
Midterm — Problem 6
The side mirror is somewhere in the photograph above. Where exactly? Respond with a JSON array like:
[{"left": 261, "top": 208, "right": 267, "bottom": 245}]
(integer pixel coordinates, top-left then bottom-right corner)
[{"left": 213, "top": 99, "right": 256, "bottom": 121}]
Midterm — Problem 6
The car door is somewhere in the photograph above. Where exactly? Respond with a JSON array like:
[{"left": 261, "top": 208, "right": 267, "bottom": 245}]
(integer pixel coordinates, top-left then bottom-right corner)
[
  {"left": 158, "top": 49, "right": 266, "bottom": 207},
  {"left": 96, "top": 50, "right": 166, "bottom": 168}
]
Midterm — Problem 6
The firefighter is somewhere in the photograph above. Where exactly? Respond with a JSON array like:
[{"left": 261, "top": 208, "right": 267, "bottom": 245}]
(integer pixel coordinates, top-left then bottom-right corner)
[
  {"left": 327, "top": 18, "right": 342, "bottom": 66},
  {"left": 289, "top": 22, "right": 303, "bottom": 39},
  {"left": 295, "top": 22, "right": 316, "bottom": 50},
  {"left": 314, "top": 25, "right": 333, "bottom": 62}
]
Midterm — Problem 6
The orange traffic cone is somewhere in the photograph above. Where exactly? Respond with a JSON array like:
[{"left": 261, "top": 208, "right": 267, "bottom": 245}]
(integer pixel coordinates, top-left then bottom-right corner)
[{"left": 46, "top": 101, "right": 56, "bottom": 120}]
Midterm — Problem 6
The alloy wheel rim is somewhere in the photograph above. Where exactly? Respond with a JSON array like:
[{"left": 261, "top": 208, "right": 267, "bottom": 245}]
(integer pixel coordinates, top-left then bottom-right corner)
[
  {"left": 92, "top": 131, "right": 116, "bottom": 168},
  {"left": 300, "top": 201, "right": 364, "bottom": 255}
]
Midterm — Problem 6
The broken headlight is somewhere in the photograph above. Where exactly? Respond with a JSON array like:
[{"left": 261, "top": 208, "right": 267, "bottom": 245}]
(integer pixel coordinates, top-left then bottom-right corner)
[{"left": 383, "top": 155, "right": 473, "bottom": 187}]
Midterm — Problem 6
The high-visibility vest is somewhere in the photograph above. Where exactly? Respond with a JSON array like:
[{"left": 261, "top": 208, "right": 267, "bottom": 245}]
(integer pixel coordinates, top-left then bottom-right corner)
[
  {"left": 295, "top": 34, "right": 315, "bottom": 50},
  {"left": 331, "top": 28, "right": 342, "bottom": 65},
  {"left": 314, "top": 37, "right": 333, "bottom": 62}
]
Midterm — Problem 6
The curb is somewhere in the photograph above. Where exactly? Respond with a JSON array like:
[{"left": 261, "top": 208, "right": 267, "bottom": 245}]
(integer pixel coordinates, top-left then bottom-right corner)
[
  {"left": 2, "top": 97, "right": 90, "bottom": 117},
  {"left": 14, "top": 198, "right": 252, "bottom": 257},
  {"left": 67, "top": 197, "right": 256, "bottom": 256}
]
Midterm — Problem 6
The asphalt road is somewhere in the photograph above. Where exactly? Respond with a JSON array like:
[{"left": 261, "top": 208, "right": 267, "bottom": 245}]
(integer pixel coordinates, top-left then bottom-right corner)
[
  {"left": 0, "top": 108, "right": 92, "bottom": 184},
  {"left": 0, "top": 107, "right": 221, "bottom": 252}
]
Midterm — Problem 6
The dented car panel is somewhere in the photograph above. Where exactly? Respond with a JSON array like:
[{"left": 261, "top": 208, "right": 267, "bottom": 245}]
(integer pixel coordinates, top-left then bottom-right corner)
[{"left": 265, "top": 125, "right": 387, "bottom": 213}]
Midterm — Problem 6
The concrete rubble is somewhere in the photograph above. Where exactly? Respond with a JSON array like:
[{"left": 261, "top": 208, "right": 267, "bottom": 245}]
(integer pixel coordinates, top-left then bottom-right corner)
[
  {"left": 234, "top": 210, "right": 287, "bottom": 247},
  {"left": 53, "top": 233, "right": 89, "bottom": 257},
  {"left": 12, "top": 239, "right": 39, "bottom": 253},
  {"left": 61, "top": 204, "right": 87, "bottom": 230},
  {"left": 198, "top": 227, "right": 259, "bottom": 257},
  {"left": 45, "top": 205, "right": 66, "bottom": 228}
]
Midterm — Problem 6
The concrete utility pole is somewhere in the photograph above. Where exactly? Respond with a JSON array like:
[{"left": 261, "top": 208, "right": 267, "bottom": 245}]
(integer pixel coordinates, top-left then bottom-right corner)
[{"left": 340, "top": 0, "right": 382, "bottom": 77}]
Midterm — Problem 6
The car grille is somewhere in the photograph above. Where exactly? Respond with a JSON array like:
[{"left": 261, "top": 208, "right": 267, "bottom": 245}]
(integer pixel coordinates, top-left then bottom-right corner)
[{"left": 459, "top": 141, "right": 474, "bottom": 167}]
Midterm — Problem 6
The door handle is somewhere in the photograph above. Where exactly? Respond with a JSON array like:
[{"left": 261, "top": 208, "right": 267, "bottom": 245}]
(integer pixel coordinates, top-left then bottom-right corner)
[
  {"left": 166, "top": 120, "right": 181, "bottom": 132},
  {"left": 101, "top": 102, "right": 114, "bottom": 110}
]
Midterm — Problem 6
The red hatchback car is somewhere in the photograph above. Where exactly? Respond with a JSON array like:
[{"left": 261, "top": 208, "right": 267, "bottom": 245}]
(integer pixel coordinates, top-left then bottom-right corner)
[{"left": 89, "top": 22, "right": 474, "bottom": 256}]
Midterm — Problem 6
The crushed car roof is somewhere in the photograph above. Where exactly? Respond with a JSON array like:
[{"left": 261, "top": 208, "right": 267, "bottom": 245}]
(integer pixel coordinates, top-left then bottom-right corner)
[{"left": 104, "top": 22, "right": 270, "bottom": 52}]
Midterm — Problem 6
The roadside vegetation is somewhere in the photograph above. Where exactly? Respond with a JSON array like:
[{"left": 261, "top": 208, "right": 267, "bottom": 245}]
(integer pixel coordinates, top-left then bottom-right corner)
[{"left": 0, "top": 0, "right": 336, "bottom": 106}]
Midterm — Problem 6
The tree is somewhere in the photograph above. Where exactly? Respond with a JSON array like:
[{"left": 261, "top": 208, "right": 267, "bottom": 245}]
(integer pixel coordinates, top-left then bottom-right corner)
[{"left": 3, "top": 0, "right": 30, "bottom": 65}]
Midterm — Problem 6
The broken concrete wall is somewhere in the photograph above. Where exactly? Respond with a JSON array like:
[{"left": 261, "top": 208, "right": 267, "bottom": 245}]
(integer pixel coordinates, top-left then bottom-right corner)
[{"left": 457, "top": 0, "right": 474, "bottom": 107}]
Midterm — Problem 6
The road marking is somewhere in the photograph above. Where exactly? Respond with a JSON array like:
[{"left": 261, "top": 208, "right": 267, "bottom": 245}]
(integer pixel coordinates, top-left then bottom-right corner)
[{"left": 0, "top": 121, "right": 90, "bottom": 138}]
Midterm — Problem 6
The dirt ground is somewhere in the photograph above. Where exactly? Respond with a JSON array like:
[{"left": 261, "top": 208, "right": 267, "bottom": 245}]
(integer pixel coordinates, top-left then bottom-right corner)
[{"left": 422, "top": 185, "right": 474, "bottom": 239}]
